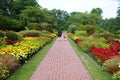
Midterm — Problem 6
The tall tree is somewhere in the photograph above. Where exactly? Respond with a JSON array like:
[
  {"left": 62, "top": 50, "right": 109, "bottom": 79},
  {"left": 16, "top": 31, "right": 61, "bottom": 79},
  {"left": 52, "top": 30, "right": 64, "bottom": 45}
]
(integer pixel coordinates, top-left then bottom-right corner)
[
  {"left": 117, "top": 4, "right": 120, "bottom": 18},
  {"left": 0, "top": 0, "right": 11, "bottom": 15},
  {"left": 90, "top": 8, "right": 103, "bottom": 16},
  {"left": 51, "top": 9, "right": 70, "bottom": 29},
  {"left": 10, "top": 0, "right": 39, "bottom": 18}
]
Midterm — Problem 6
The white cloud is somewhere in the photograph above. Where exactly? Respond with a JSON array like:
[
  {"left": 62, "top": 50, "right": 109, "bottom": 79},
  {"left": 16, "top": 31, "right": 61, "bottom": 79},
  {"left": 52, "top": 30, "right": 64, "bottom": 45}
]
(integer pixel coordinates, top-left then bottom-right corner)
[{"left": 37, "top": 0, "right": 119, "bottom": 18}]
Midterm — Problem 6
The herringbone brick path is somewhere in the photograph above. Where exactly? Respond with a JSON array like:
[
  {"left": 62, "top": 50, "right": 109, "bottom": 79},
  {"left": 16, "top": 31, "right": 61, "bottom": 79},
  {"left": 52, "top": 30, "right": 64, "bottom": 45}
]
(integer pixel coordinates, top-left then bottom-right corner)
[{"left": 30, "top": 37, "right": 92, "bottom": 80}]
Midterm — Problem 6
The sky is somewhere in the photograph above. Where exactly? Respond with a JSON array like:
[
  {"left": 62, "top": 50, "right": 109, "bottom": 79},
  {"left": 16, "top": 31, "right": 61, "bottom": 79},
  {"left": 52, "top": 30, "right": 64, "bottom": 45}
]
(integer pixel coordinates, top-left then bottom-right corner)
[{"left": 37, "top": 0, "right": 119, "bottom": 19}]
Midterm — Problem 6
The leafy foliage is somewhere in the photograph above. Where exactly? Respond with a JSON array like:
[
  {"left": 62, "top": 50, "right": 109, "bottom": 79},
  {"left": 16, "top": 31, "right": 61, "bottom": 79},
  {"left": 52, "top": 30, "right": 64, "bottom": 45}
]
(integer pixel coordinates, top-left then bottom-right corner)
[
  {"left": 0, "top": 62, "right": 9, "bottom": 80},
  {"left": 112, "top": 71, "right": 120, "bottom": 80},
  {"left": 0, "top": 30, "right": 5, "bottom": 37},
  {"left": 90, "top": 8, "right": 103, "bottom": 16},
  {"left": 6, "top": 31, "right": 22, "bottom": 41},
  {"left": 85, "top": 25, "right": 96, "bottom": 36},
  {"left": 75, "top": 31, "right": 87, "bottom": 36},
  {"left": 68, "top": 25, "right": 77, "bottom": 33},
  {"left": 19, "top": 30, "right": 41, "bottom": 37}
]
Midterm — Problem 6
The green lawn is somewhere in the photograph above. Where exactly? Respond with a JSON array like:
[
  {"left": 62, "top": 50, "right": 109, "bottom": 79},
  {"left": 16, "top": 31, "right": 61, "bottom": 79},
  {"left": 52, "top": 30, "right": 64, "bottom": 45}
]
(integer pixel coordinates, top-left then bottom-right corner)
[
  {"left": 68, "top": 38, "right": 112, "bottom": 80},
  {"left": 7, "top": 38, "right": 56, "bottom": 80}
]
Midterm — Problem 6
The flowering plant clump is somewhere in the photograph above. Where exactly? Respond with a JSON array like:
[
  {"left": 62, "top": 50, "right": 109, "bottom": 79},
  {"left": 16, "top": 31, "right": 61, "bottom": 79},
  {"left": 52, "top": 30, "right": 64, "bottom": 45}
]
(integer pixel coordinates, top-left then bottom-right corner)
[
  {"left": 0, "top": 30, "right": 55, "bottom": 79},
  {"left": 71, "top": 36, "right": 79, "bottom": 40},
  {"left": 0, "top": 62, "right": 9, "bottom": 79},
  {"left": 6, "top": 31, "right": 22, "bottom": 41},
  {"left": 87, "top": 40, "right": 120, "bottom": 63},
  {"left": 23, "top": 37, "right": 39, "bottom": 41},
  {"left": 70, "top": 36, "right": 83, "bottom": 44},
  {"left": 71, "top": 35, "right": 108, "bottom": 53},
  {"left": 89, "top": 41, "right": 120, "bottom": 62},
  {"left": 102, "top": 56, "right": 120, "bottom": 73},
  {"left": 112, "top": 71, "right": 120, "bottom": 80},
  {"left": 23, "top": 31, "right": 40, "bottom": 37},
  {"left": 89, "top": 45, "right": 119, "bottom": 62},
  {"left": 75, "top": 38, "right": 83, "bottom": 44},
  {"left": 0, "top": 39, "right": 46, "bottom": 63},
  {"left": 5, "top": 38, "right": 21, "bottom": 45},
  {"left": 49, "top": 33, "right": 56, "bottom": 38},
  {"left": 109, "top": 41, "right": 120, "bottom": 52},
  {"left": 0, "top": 38, "right": 6, "bottom": 46}
]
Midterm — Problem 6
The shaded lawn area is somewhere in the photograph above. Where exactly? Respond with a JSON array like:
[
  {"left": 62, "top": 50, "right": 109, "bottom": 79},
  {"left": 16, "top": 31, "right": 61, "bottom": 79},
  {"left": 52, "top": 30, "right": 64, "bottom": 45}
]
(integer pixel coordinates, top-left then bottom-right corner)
[
  {"left": 68, "top": 38, "right": 112, "bottom": 80},
  {"left": 7, "top": 38, "right": 56, "bottom": 80}
]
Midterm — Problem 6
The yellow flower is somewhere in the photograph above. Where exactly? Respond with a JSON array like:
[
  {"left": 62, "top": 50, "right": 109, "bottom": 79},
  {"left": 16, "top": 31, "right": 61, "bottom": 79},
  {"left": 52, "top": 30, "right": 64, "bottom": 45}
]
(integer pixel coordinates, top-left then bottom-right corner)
[{"left": 24, "top": 37, "right": 39, "bottom": 41}]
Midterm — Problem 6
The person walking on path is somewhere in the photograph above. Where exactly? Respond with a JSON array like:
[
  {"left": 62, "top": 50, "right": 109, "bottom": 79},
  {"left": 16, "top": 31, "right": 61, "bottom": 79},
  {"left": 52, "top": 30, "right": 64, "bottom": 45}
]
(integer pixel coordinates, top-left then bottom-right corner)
[
  {"left": 57, "top": 29, "right": 62, "bottom": 41},
  {"left": 63, "top": 30, "right": 67, "bottom": 41},
  {"left": 29, "top": 38, "right": 92, "bottom": 80}
]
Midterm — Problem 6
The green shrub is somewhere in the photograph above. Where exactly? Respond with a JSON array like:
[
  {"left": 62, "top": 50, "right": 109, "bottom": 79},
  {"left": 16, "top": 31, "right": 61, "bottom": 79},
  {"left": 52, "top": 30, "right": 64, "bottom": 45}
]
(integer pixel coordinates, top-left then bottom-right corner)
[
  {"left": 19, "top": 30, "right": 41, "bottom": 37},
  {"left": 6, "top": 31, "right": 22, "bottom": 41},
  {"left": 0, "top": 54, "right": 19, "bottom": 73},
  {"left": 78, "top": 36, "right": 85, "bottom": 40},
  {"left": 112, "top": 71, "right": 120, "bottom": 80},
  {"left": 113, "top": 34, "right": 120, "bottom": 42},
  {"left": 75, "top": 31, "right": 87, "bottom": 36},
  {"left": 85, "top": 25, "right": 96, "bottom": 36},
  {"left": 0, "top": 30, "right": 5, "bottom": 37},
  {"left": 80, "top": 46, "right": 89, "bottom": 53},
  {"left": 68, "top": 24, "right": 77, "bottom": 33},
  {"left": 41, "top": 22, "right": 48, "bottom": 30},
  {"left": 0, "top": 30, "right": 6, "bottom": 46},
  {"left": 23, "top": 32, "right": 39, "bottom": 37},
  {"left": 99, "top": 37, "right": 106, "bottom": 43},
  {"left": 9, "top": 19, "right": 20, "bottom": 31},
  {"left": 27, "top": 23, "right": 34, "bottom": 30},
  {"left": 34, "top": 23, "right": 42, "bottom": 30},
  {"left": 94, "top": 40, "right": 109, "bottom": 48},
  {"left": 0, "top": 62, "right": 9, "bottom": 80},
  {"left": 0, "top": 13, "right": 23, "bottom": 31},
  {"left": 0, "top": 38, "right": 6, "bottom": 46},
  {"left": 102, "top": 56, "right": 120, "bottom": 74},
  {"left": 77, "top": 36, "right": 108, "bottom": 53},
  {"left": 78, "top": 24, "right": 86, "bottom": 31},
  {"left": 78, "top": 41, "right": 92, "bottom": 49},
  {"left": 40, "top": 30, "right": 51, "bottom": 37},
  {"left": 0, "top": 14, "right": 11, "bottom": 30},
  {"left": 100, "top": 31, "right": 114, "bottom": 43},
  {"left": 82, "top": 36, "right": 108, "bottom": 48}
]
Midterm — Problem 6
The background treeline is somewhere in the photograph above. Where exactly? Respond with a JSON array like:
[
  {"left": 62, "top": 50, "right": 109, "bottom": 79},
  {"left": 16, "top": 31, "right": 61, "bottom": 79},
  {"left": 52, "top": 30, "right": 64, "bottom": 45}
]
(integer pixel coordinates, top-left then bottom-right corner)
[{"left": 0, "top": 0, "right": 120, "bottom": 34}]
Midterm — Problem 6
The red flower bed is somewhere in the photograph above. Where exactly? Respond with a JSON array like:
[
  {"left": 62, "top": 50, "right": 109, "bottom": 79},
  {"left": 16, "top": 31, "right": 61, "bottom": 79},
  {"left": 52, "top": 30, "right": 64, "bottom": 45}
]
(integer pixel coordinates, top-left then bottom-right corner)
[
  {"left": 89, "top": 41, "right": 120, "bottom": 62},
  {"left": 109, "top": 41, "right": 120, "bottom": 52},
  {"left": 5, "top": 39, "right": 21, "bottom": 45}
]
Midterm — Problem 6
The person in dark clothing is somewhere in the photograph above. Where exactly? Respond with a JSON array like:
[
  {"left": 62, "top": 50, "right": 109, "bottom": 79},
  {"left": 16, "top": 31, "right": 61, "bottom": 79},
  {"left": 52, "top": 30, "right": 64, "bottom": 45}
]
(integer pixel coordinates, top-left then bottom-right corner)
[
  {"left": 57, "top": 29, "right": 62, "bottom": 40},
  {"left": 58, "top": 29, "right": 62, "bottom": 37}
]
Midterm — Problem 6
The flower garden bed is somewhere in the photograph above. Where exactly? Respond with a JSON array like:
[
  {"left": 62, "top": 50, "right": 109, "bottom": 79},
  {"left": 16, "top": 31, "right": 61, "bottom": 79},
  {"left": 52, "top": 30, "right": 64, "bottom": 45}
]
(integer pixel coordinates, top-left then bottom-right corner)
[
  {"left": 70, "top": 33, "right": 120, "bottom": 80},
  {"left": 0, "top": 30, "right": 56, "bottom": 79}
]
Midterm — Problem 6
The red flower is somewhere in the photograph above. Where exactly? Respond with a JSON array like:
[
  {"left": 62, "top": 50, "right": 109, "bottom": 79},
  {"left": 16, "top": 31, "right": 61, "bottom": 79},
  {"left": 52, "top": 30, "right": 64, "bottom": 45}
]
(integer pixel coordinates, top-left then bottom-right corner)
[
  {"left": 89, "top": 44, "right": 119, "bottom": 62},
  {"left": 5, "top": 39, "right": 21, "bottom": 45}
]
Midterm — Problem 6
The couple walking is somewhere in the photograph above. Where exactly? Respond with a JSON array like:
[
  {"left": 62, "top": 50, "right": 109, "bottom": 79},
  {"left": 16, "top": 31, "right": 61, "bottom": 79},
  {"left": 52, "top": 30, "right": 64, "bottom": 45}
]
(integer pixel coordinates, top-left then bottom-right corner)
[{"left": 57, "top": 29, "right": 67, "bottom": 41}]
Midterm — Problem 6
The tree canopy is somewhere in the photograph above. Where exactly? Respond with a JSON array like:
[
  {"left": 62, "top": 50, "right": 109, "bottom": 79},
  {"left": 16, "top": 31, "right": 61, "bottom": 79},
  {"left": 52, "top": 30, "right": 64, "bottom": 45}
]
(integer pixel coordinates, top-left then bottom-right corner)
[{"left": 0, "top": 0, "right": 119, "bottom": 34}]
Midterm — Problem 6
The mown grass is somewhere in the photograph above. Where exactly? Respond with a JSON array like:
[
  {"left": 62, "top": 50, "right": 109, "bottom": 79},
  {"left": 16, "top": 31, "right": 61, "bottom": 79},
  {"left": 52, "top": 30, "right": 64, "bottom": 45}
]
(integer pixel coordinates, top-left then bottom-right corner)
[
  {"left": 68, "top": 38, "right": 112, "bottom": 80},
  {"left": 7, "top": 38, "right": 56, "bottom": 80}
]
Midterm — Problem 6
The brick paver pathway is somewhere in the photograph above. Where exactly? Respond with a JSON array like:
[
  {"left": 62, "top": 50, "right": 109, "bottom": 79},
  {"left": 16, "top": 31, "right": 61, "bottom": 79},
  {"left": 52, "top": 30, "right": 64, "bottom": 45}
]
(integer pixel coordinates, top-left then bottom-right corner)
[{"left": 30, "top": 37, "right": 92, "bottom": 80}]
